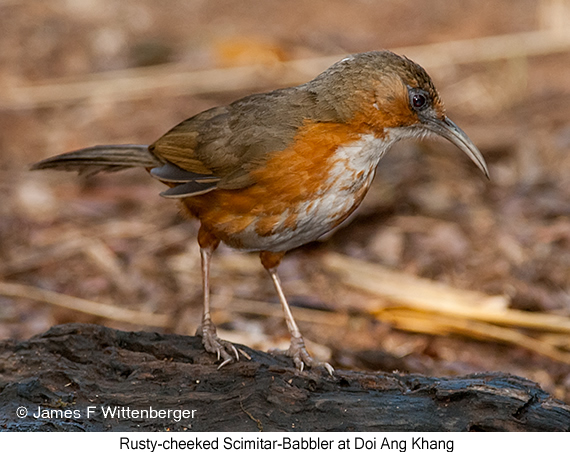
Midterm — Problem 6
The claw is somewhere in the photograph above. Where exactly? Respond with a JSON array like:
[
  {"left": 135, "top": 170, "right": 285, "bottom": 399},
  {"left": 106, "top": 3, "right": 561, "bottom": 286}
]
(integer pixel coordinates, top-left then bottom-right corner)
[
  {"left": 198, "top": 319, "right": 240, "bottom": 368},
  {"left": 231, "top": 344, "right": 240, "bottom": 361},
  {"left": 238, "top": 348, "right": 252, "bottom": 360},
  {"left": 323, "top": 362, "right": 335, "bottom": 376},
  {"left": 217, "top": 357, "right": 233, "bottom": 369}
]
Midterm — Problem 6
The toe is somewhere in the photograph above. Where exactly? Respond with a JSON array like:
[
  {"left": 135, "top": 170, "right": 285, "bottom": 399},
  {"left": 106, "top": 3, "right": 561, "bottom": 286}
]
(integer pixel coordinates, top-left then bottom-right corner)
[
  {"left": 199, "top": 325, "right": 240, "bottom": 367},
  {"left": 272, "top": 337, "right": 334, "bottom": 375}
]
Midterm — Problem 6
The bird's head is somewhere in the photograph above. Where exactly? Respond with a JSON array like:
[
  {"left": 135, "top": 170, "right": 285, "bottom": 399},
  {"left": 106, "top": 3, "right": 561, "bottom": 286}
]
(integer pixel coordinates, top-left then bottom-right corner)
[{"left": 310, "top": 51, "right": 489, "bottom": 178}]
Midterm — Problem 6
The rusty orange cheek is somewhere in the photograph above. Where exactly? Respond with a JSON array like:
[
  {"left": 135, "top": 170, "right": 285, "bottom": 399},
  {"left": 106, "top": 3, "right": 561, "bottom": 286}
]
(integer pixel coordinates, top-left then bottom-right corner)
[{"left": 365, "top": 78, "right": 420, "bottom": 130}]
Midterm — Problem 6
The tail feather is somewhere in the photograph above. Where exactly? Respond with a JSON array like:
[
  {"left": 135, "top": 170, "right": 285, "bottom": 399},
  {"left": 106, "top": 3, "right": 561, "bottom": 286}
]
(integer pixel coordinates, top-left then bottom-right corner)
[{"left": 30, "top": 144, "right": 161, "bottom": 176}]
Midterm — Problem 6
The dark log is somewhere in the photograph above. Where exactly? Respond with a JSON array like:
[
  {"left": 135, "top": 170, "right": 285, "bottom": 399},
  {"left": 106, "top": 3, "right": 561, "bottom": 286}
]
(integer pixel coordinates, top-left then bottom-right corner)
[{"left": 0, "top": 323, "right": 568, "bottom": 432}]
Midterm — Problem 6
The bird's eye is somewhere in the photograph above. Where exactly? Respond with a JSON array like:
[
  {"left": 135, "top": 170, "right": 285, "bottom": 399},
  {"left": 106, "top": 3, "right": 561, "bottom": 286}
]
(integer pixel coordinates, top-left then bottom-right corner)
[
  {"left": 409, "top": 89, "right": 429, "bottom": 111},
  {"left": 412, "top": 94, "right": 426, "bottom": 108}
]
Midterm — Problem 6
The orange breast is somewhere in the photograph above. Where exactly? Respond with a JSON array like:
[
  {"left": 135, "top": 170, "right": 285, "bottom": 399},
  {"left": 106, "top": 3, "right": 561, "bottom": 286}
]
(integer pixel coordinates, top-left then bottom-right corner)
[{"left": 182, "top": 121, "right": 387, "bottom": 251}]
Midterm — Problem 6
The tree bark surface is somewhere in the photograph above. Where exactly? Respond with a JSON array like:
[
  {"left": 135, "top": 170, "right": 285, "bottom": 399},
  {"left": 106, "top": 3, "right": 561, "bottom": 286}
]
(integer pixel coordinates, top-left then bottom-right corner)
[{"left": 1, "top": 323, "right": 568, "bottom": 432}]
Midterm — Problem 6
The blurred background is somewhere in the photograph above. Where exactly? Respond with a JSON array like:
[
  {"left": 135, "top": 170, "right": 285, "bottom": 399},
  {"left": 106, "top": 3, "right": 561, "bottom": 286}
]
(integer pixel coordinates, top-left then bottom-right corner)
[{"left": 1, "top": 0, "right": 570, "bottom": 401}]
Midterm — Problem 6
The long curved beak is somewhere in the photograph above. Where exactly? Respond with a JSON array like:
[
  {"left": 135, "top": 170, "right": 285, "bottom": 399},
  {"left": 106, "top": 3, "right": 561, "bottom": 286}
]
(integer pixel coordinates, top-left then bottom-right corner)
[{"left": 423, "top": 116, "right": 489, "bottom": 179}]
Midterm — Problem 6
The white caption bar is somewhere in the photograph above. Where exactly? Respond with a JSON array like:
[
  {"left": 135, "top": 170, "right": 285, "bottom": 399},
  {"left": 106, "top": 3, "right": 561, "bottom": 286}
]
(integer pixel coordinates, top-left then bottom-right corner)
[{"left": 0, "top": 432, "right": 562, "bottom": 451}]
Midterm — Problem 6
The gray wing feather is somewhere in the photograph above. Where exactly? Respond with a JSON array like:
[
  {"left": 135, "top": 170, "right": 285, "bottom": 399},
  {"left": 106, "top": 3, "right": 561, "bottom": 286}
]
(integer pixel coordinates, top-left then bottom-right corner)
[{"left": 160, "top": 181, "right": 218, "bottom": 198}]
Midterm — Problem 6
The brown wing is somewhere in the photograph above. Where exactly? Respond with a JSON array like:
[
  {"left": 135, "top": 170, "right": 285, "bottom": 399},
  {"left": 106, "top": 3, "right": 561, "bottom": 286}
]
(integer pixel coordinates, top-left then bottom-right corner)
[{"left": 149, "top": 86, "right": 341, "bottom": 198}]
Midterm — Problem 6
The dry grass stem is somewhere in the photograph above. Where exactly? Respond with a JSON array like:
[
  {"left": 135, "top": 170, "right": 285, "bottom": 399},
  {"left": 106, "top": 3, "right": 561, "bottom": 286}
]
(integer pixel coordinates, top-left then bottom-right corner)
[
  {"left": 3, "top": 30, "right": 570, "bottom": 109},
  {"left": 379, "top": 309, "right": 570, "bottom": 365},
  {"left": 0, "top": 281, "right": 170, "bottom": 328},
  {"left": 322, "top": 253, "right": 570, "bottom": 363},
  {"left": 323, "top": 253, "right": 570, "bottom": 334}
]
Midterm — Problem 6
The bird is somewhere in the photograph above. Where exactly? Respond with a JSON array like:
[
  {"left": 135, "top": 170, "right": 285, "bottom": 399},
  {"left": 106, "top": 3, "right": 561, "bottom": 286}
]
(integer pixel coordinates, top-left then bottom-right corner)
[{"left": 31, "top": 50, "right": 489, "bottom": 374}]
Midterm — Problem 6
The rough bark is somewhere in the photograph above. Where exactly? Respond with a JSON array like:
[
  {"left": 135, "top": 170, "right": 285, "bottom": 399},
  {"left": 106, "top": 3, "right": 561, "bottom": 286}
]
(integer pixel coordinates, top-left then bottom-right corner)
[{"left": 0, "top": 323, "right": 568, "bottom": 432}]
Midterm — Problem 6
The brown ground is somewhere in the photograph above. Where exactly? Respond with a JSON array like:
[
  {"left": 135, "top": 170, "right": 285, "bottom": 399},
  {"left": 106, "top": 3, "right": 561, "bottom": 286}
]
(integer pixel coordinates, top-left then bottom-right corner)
[{"left": 1, "top": 0, "right": 570, "bottom": 404}]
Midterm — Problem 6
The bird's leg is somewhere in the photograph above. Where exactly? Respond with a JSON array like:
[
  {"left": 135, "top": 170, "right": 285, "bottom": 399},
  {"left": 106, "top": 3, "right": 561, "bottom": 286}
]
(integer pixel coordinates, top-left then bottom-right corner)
[
  {"left": 260, "top": 251, "right": 334, "bottom": 375},
  {"left": 196, "top": 227, "right": 239, "bottom": 368}
]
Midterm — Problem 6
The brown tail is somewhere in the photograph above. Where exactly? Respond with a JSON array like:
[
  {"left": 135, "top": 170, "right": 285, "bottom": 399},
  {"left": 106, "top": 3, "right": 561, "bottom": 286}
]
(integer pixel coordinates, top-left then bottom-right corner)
[{"left": 30, "top": 144, "right": 162, "bottom": 176}]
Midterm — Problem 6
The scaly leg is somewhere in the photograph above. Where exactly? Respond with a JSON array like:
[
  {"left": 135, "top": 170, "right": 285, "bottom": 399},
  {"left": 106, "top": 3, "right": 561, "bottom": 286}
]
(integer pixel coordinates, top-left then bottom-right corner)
[
  {"left": 196, "top": 227, "right": 239, "bottom": 368},
  {"left": 261, "top": 251, "right": 334, "bottom": 375}
]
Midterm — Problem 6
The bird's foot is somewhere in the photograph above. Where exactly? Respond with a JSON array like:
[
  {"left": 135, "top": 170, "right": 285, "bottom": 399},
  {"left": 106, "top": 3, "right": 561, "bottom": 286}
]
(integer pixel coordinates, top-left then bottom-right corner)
[
  {"left": 196, "top": 320, "right": 240, "bottom": 369},
  {"left": 271, "top": 336, "right": 334, "bottom": 375}
]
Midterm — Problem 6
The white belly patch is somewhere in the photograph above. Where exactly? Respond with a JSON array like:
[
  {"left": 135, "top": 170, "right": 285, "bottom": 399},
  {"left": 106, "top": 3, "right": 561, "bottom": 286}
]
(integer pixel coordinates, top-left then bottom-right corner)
[{"left": 233, "top": 133, "right": 396, "bottom": 251}]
